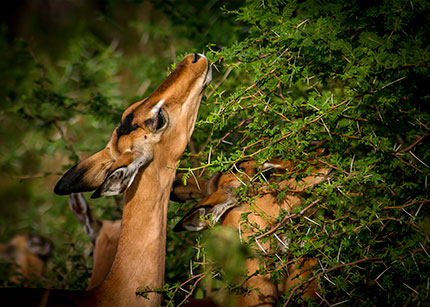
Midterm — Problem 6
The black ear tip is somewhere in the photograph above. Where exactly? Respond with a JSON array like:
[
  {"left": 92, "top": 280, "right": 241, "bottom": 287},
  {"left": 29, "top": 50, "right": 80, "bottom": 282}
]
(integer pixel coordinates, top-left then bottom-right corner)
[
  {"left": 54, "top": 164, "right": 84, "bottom": 195},
  {"left": 169, "top": 193, "right": 185, "bottom": 203},
  {"left": 54, "top": 181, "right": 69, "bottom": 195},
  {"left": 91, "top": 189, "right": 101, "bottom": 199},
  {"left": 173, "top": 222, "right": 185, "bottom": 232}
]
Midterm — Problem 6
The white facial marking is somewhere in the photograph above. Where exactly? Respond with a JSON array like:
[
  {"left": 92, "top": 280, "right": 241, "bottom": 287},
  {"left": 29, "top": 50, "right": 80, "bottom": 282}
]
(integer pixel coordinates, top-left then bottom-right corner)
[
  {"left": 151, "top": 99, "right": 165, "bottom": 115},
  {"left": 263, "top": 163, "right": 283, "bottom": 169},
  {"left": 209, "top": 198, "right": 237, "bottom": 223}
]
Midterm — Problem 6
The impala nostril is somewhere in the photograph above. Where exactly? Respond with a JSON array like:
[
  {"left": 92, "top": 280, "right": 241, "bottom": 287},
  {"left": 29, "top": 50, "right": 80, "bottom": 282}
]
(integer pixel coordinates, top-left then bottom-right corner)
[{"left": 192, "top": 53, "right": 200, "bottom": 63}]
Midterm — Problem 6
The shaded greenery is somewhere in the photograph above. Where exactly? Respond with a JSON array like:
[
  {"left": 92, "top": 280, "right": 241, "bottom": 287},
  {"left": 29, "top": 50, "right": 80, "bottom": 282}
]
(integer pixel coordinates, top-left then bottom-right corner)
[
  {"left": 192, "top": 0, "right": 430, "bottom": 305},
  {"left": 1, "top": 0, "right": 429, "bottom": 306}
]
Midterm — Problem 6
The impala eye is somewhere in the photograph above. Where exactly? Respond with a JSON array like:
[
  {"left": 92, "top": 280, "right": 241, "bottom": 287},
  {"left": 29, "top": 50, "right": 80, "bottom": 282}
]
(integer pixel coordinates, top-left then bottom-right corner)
[
  {"left": 145, "top": 104, "right": 169, "bottom": 132},
  {"left": 156, "top": 109, "right": 166, "bottom": 130}
]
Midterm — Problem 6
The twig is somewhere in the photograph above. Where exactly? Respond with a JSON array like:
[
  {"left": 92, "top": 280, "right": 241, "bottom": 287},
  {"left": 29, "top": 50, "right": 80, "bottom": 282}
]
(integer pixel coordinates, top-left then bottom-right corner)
[
  {"left": 270, "top": 99, "right": 351, "bottom": 151},
  {"left": 207, "top": 66, "right": 234, "bottom": 97},
  {"left": 213, "top": 117, "right": 254, "bottom": 151},
  {"left": 383, "top": 199, "right": 430, "bottom": 210},
  {"left": 397, "top": 134, "right": 428, "bottom": 153},
  {"left": 283, "top": 257, "right": 380, "bottom": 306},
  {"left": 316, "top": 159, "right": 351, "bottom": 176},
  {"left": 175, "top": 273, "right": 207, "bottom": 307},
  {"left": 409, "top": 151, "right": 430, "bottom": 169},
  {"left": 256, "top": 199, "right": 321, "bottom": 240},
  {"left": 380, "top": 76, "right": 406, "bottom": 90},
  {"left": 272, "top": 47, "right": 290, "bottom": 64},
  {"left": 138, "top": 272, "right": 206, "bottom": 306},
  {"left": 187, "top": 138, "right": 200, "bottom": 169},
  {"left": 392, "top": 154, "right": 423, "bottom": 173}
]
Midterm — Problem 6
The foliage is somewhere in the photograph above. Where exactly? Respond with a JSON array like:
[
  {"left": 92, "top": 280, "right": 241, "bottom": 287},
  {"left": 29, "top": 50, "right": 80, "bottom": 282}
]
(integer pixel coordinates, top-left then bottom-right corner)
[
  {"left": 179, "top": 0, "right": 430, "bottom": 305},
  {"left": 0, "top": 0, "right": 429, "bottom": 306}
]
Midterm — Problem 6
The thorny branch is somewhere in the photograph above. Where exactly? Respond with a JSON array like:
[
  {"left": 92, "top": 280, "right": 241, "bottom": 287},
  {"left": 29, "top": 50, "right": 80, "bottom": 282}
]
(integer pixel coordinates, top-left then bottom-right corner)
[
  {"left": 397, "top": 134, "right": 428, "bottom": 153},
  {"left": 136, "top": 272, "right": 207, "bottom": 306},
  {"left": 171, "top": 273, "right": 207, "bottom": 307},
  {"left": 392, "top": 134, "right": 429, "bottom": 173},
  {"left": 256, "top": 199, "right": 321, "bottom": 240},
  {"left": 207, "top": 66, "right": 234, "bottom": 97},
  {"left": 283, "top": 257, "right": 380, "bottom": 306},
  {"left": 393, "top": 154, "right": 424, "bottom": 173}
]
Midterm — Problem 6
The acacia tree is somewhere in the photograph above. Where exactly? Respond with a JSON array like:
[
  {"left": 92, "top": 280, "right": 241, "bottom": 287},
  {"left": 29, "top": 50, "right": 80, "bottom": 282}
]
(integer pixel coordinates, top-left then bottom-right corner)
[
  {"left": 171, "top": 0, "right": 430, "bottom": 305},
  {"left": 0, "top": 0, "right": 429, "bottom": 305}
]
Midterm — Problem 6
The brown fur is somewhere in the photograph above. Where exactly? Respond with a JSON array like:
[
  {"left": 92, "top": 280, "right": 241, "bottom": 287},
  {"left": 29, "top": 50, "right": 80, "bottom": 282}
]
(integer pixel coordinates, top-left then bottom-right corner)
[
  {"left": 69, "top": 192, "right": 122, "bottom": 290},
  {"left": 171, "top": 172, "right": 210, "bottom": 202},
  {"left": 88, "top": 219, "right": 121, "bottom": 290},
  {"left": 174, "top": 158, "right": 331, "bottom": 306},
  {"left": 54, "top": 53, "right": 211, "bottom": 306},
  {"left": 72, "top": 190, "right": 217, "bottom": 305},
  {"left": 74, "top": 168, "right": 211, "bottom": 289},
  {"left": 0, "top": 234, "right": 53, "bottom": 285}
]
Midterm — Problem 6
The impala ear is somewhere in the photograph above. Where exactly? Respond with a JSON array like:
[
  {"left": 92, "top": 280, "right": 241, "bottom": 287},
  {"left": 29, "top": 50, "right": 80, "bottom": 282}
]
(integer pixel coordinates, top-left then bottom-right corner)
[
  {"left": 206, "top": 173, "right": 222, "bottom": 195},
  {"left": 174, "top": 194, "right": 237, "bottom": 232},
  {"left": 173, "top": 207, "right": 210, "bottom": 232},
  {"left": 69, "top": 193, "right": 90, "bottom": 225},
  {"left": 170, "top": 173, "right": 209, "bottom": 203},
  {"left": 54, "top": 149, "right": 114, "bottom": 195},
  {"left": 91, "top": 151, "right": 153, "bottom": 198},
  {"left": 69, "top": 193, "right": 101, "bottom": 245}
]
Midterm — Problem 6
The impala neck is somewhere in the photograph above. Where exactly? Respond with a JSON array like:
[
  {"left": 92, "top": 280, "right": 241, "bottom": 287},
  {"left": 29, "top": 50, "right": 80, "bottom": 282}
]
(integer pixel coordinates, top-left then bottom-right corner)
[{"left": 94, "top": 154, "right": 176, "bottom": 306}]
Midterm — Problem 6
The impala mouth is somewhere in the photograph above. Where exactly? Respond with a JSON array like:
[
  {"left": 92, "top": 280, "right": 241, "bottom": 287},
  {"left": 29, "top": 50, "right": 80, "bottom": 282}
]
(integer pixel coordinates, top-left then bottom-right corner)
[
  {"left": 195, "top": 53, "right": 212, "bottom": 88},
  {"left": 204, "top": 64, "right": 212, "bottom": 88}
]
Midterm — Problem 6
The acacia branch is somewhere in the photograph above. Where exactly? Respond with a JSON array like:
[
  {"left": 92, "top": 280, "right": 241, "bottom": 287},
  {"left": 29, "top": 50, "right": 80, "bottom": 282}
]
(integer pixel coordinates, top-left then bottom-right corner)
[
  {"left": 283, "top": 257, "right": 380, "bottom": 306},
  {"left": 175, "top": 273, "right": 207, "bottom": 307},
  {"left": 207, "top": 66, "right": 234, "bottom": 97},
  {"left": 256, "top": 199, "right": 321, "bottom": 240},
  {"left": 383, "top": 199, "right": 430, "bottom": 210},
  {"left": 392, "top": 154, "right": 423, "bottom": 173},
  {"left": 397, "top": 134, "right": 428, "bottom": 153}
]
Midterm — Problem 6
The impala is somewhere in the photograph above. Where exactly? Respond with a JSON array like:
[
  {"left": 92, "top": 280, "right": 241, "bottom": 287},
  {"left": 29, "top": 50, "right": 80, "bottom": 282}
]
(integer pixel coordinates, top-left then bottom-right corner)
[
  {"left": 69, "top": 191, "right": 219, "bottom": 306},
  {"left": 69, "top": 193, "right": 121, "bottom": 290},
  {"left": 173, "top": 156, "right": 331, "bottom": 306},
  {"left": 0, "top": 233, "right": 54, "bottom": 285},
  {"left": 68, "top": 169, "right": 210, "bottom": 290},
  {"left": 51, "top": 53, "right": 210, "bottom": 306}
]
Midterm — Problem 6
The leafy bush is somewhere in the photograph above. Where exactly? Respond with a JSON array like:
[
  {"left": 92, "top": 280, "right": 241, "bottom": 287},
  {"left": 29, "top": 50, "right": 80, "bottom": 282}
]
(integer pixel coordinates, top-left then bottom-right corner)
[
  {"left": 0, "top": 0, "right": 429, "bottom": 306},
  {"left": 176, "top": 0, "right": 430, "bottom": 305}
]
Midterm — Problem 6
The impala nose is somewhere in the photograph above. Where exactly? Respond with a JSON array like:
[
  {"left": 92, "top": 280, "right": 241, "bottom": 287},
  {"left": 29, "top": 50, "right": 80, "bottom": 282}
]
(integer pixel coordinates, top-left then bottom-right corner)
[{"left": 192, "top": 53, "right": 201, "bottom": 63}]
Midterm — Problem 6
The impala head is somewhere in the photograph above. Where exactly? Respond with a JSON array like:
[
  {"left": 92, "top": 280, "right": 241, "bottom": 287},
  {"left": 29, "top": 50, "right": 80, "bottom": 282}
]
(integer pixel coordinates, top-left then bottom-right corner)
[
  {"left": 0, "top": 234, "right": 54, "bottom": 262},
  {"left": 0, "top": 234, "right": 54, "bottom": 282},
  {"left": 173, "top": 158, "right": 332, "bottom": 232},
  {"left": 172, "top": 160, "right": 271, "bottom": 232},
  {"left": 170, "top": 172, "right": 212, "bottom": 203},
  {"left": 54, "top": 53, "right": 212, "bottom": 198}
]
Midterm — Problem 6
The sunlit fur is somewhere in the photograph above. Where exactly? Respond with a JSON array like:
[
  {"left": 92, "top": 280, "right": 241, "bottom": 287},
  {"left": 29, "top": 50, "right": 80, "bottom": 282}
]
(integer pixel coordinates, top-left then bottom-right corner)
[
  {"left": 69, "top": 193, "right": 121, "bottom": 290},
  {"left": 0, "top": 234, "right": 53, "bottom": 285},
  {"left": 70, "top": 170, "right": 211, "bottom": 291},
  {"left": 174, "top": 155, "right": 331, "bottom": 306},
  {"left": 54, "top": 53, "right": 211, "bottom": 306}
]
